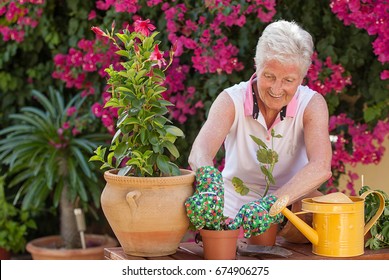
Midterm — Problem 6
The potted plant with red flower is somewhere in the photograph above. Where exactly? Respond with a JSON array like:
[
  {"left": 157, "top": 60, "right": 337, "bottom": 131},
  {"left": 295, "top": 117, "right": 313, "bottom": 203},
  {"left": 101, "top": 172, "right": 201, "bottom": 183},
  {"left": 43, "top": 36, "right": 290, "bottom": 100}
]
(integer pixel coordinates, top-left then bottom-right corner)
[{"left": 89, "top": 19, "right": 195, "bottom": 257}]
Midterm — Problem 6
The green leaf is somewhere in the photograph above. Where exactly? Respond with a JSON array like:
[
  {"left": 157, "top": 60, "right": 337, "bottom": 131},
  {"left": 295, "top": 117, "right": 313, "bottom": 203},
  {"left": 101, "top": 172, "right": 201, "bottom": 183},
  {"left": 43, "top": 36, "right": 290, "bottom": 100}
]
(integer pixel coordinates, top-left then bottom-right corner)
[
  {"left": 116, "top": 33, "right": 129, "bottom": 46},
  {"left": 156, "top": 155, "right": 171, "bottom": 175},
  {"left": 271, "top": 129, "right": 283, "bottom": 139},
  {"left": 115, "top": 50, "right": 129, "bottom": 58},
  {"left": 257, "top": 149, "right": 272, "bottom": 164},
  {"left": 140, "top": 128, "right": 148, "bottom": 145},
  {"left": 269, "top": 150, "right": 279, "bottom": 164},
  {"left": 364, "top": 107, "right": 380, "bottom": 123},
  {"left": 71, "top": 146, "right": 92, "bottom": 178},
  {"left": 165, "top": 125, "right": 184, "bottom": 137},
  {"left": 117, "top": 86, "right": 134, "bottom": 94},
  {"left": 250, "top": 135, "right": 267, "bottom": 149},
  {"left": 163, "top": 141, "right": 180, "bottom": 159},
  {"left": 168, "top": 162, "right": 181, "bottom": 176},
  {"left": 104, "top": 98, "right": 120, "bottom": 108},
  {"left": 114, "top": 142, "right": 128, "bottom": 158},
  {"left": 122, "top": 117, "right": 140, "bottom": 126},
  {"left": 142, "top": 37, "right": 154, "bottom": 51},
  {"left": 232, "top": 177, "right": 249, "bottom": 196},
  {"left": 261, "top": 166, "right": 275, "bottom": 185},
  {"left": 117, "top": 112, "right": 128, "bottom": 126},
  {"left": 157, "top": 99, "right": 174, "bottom": 107}
]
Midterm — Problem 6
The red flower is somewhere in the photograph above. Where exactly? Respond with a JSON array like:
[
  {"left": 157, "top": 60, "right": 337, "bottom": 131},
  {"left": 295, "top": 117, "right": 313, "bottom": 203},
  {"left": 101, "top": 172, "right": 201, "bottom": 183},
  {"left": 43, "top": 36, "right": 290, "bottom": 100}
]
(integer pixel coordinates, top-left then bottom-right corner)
[
  {"left": 149, "top": 44, "right": 166, "bottom": 68},
  {"left": 91, "top": 26, "right": 106, "bottom": 37},
  {"left": 133, "top": 19, "right": 156, "bottom": 36}
]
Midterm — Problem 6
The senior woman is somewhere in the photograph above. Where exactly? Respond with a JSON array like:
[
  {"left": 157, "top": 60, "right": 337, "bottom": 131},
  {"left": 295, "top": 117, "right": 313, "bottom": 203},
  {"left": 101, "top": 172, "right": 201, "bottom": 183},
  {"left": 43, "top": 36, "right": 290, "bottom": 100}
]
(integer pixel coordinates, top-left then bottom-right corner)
[{"left": 185, "top": 20, "right": 332, "bottom": 243}]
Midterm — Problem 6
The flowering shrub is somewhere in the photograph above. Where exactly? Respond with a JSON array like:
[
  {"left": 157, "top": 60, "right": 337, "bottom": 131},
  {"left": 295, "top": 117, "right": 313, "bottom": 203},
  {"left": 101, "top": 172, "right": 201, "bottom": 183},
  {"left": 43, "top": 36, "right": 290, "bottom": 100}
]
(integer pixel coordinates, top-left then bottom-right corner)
[
  {"left": 0, "top": 0, "right": 44, "bottom": 43},
  {"left": 0, "top": 0, "right": 388, "bottom": 194},
  {"left": 330, "top": 0, "right": 389, "bottom": 80}
]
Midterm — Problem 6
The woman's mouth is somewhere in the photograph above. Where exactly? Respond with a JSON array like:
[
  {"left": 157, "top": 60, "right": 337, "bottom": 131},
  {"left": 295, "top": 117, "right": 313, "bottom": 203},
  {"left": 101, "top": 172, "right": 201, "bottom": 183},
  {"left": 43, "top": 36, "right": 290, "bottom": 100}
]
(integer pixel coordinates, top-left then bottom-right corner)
[{"left": 268, "top": 90, "right": 283, "bottom": 98}]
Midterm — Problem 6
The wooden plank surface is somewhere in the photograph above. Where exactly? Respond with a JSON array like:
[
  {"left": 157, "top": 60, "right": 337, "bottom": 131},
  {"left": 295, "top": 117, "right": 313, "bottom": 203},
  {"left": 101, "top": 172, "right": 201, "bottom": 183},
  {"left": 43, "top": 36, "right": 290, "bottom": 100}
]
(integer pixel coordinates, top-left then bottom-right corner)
[{"left": 104, "top": 237, "right": 389, "bottom": 260}]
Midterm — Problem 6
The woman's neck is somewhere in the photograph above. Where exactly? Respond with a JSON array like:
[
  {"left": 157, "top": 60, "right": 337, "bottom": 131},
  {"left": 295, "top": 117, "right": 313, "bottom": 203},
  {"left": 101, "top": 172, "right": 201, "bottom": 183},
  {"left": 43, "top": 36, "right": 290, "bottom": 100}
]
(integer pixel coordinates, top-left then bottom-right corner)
[{"left": 252, "top": 80, "right": 279, "bottom": 129}]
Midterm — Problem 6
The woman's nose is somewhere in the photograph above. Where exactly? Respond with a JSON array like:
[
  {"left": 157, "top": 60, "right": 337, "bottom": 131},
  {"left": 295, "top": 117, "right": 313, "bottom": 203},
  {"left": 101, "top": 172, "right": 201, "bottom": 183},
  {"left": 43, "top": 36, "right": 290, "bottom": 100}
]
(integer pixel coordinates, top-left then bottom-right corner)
[{"left": 271, "top": 80, "right": 283, "bottom": 93}]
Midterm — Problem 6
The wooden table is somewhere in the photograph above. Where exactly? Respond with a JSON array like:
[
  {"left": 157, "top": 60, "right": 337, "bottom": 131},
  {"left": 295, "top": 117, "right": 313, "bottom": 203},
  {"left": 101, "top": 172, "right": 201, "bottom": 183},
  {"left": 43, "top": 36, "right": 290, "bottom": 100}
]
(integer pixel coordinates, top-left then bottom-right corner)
[{"left": 104, "top": 237, "right": 389, "bottom": 260}]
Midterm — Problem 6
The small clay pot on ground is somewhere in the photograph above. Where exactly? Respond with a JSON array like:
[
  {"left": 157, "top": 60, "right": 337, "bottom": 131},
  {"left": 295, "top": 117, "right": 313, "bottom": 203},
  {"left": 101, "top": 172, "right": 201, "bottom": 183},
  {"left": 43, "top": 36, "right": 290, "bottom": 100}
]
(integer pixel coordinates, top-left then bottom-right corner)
[{"left": 200, "top": 228, "right": 240, "bottom": 260}]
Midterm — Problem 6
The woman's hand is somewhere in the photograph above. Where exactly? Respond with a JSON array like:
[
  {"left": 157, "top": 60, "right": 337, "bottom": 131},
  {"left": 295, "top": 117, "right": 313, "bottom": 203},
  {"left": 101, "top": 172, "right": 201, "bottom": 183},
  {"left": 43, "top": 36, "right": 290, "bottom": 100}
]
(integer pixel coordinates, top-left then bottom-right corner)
[
  {"left": 228, "top": 194, "right": 284, "bottom": 238},
  {"left": 185, "top": 166, "right": 224, "bottom": 230}
]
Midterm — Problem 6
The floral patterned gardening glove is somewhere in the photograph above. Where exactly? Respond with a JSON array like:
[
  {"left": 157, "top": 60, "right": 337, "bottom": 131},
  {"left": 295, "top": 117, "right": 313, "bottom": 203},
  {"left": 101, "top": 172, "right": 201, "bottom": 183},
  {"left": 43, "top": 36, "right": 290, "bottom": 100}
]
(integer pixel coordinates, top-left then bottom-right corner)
[
  {"left": 185, "top": 166, "right": 224, "bottom": 230},
  {"left": 228, "top": 194, "right": 284, "bottom": 238}
]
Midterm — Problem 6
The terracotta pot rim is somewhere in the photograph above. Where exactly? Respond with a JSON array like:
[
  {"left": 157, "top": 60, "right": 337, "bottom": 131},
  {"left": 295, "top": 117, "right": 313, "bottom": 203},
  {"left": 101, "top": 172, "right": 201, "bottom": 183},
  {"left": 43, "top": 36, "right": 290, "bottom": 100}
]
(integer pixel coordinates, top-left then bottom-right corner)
[
  {"left": 104, "top": 168, "right": 195, "bottom": 186},
  {"left": 26, "top": 234, "right": 117, "bottom": 257},
  {"left": 200, "top": 228, "right": 240, "bottom": 238}
]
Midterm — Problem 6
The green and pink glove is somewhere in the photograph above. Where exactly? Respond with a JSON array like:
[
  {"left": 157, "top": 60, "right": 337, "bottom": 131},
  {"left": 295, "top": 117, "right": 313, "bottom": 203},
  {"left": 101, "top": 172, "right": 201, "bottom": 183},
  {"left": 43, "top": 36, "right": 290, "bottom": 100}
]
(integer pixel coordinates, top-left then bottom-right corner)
[
  {"left": 185, "top": 166, "right": 224, "bottom": 230},
  {"left": 228, "top": 194, "right": 284, "bottom": 238}
]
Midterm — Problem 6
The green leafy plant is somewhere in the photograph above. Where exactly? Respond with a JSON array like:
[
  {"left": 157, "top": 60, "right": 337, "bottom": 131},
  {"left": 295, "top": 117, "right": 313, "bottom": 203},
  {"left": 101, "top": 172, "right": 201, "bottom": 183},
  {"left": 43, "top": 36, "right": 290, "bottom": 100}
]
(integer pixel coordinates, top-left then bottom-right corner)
[
  {"left": 0, "top": 174, "right": 36, "bottom": 254},
  {"left": 89, "top": 20, "right": 184, "bottom": 177},
  {"left": 359, "top": 185, "right": 389, "bottom": 250},
  {"left": 233, "top": 129, "right": 282, "bottom": 197},
  {"left": 0, "top": 87, "right": 108, "bottom": 248}
]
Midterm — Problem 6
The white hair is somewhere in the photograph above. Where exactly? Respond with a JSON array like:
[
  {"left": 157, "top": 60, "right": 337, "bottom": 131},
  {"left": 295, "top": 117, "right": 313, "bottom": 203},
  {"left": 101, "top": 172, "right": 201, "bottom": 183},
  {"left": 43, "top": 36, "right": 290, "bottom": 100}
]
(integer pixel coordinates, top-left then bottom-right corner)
[{"left": 254, "top": 20, "right": 314, "bottom": 76}]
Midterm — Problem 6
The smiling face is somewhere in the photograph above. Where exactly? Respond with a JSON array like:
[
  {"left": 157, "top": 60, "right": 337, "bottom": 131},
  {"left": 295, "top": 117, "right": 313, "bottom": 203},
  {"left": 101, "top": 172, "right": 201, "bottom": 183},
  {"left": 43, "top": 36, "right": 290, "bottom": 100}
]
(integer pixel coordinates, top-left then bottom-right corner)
[{"left": 256, "top": 59, "right": 303, "bottom": 116}]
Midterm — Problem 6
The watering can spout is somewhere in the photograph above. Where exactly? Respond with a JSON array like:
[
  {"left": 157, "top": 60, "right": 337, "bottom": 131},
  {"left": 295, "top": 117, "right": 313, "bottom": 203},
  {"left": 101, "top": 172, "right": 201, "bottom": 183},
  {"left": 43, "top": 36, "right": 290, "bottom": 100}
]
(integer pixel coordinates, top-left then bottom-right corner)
[{"left": 270, "top": 195, "right": 319, "bottom": 245}]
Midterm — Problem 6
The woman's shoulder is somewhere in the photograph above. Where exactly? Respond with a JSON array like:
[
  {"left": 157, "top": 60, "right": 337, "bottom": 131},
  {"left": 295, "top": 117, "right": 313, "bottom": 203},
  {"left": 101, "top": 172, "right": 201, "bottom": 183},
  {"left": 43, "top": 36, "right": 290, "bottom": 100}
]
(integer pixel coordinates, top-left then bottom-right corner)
[
  {"left": 297, "top": 84, "right": 317, "bottom": 98},
  {"left": 297, "top": 85, "right": 327, "bottom": 106},
  {"left": 225, "top": 80, "right": 249, "bottom": 96},
  {"left": 295, "top": 85, "right": 318, "bottom": 109}
]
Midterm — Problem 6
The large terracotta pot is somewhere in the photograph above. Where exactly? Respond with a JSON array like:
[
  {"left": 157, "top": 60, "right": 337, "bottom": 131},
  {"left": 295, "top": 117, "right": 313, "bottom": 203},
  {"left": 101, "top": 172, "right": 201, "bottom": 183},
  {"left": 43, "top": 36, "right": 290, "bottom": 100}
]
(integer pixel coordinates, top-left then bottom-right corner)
[
  {"left": 200, "top": 229, "right": 240, "bottom": 260},
  {"left": 101, "top": 169, "right": 195, "bottom": 257},
  {"left": 26, "top": 234, "right": 117, "bottom": 260}
]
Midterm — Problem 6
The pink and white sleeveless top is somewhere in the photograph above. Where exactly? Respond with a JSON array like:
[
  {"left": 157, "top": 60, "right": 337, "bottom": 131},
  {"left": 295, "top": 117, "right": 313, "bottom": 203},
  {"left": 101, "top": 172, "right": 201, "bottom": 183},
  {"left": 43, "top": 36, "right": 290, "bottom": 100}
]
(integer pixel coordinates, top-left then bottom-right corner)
[{"left": 222, "top": 74, "right": 316, "bottom": 218}]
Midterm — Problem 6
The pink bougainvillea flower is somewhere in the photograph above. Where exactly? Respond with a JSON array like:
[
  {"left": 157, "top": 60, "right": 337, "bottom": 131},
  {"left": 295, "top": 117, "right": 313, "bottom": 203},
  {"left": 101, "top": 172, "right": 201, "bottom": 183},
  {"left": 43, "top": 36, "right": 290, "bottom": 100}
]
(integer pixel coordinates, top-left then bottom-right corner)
[
  {"left": 66, "top": 106, "right": 77, "bottom": 116},
  {"left": 149, "top": 44, "right": 166, "bottom": 68},
  {"left": 88, "top": 10, "right": 96, "bottom": 20},
  {"left": 91, "top": 102, "right": 103, "bottom": 117},
  {"left": 133, "top": 19, "right": 156, "bottom": 36},
  {"left": 380, "top": 70, "right": 389, "bottom": 80},
  {"left": 72, "top": 128, "right": 81, "bottom": 136},
  {"left": 62, "top": 122, "right": 70, "bottom": 130}
]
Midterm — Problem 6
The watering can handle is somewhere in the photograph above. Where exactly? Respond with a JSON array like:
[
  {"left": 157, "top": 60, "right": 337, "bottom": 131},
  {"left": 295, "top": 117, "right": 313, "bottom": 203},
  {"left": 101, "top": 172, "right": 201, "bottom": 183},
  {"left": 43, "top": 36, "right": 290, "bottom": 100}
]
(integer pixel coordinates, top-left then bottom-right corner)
[
  {"left": 126, "top": 190, "right": 142, "bottom": 214},
  {"left": 360, "top": 190, "right": 385, "bottom": 236}
]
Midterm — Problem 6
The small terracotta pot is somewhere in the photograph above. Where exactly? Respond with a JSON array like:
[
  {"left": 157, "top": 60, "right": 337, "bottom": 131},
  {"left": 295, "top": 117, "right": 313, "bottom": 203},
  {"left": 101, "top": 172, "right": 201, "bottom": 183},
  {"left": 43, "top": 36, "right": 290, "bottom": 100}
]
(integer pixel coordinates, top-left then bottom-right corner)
[
  {"left": 200, "top": 228, "right": 240, "bottom": 260},
  {"left": 248, "top": 223, "right": 278, "bottom": 246}
]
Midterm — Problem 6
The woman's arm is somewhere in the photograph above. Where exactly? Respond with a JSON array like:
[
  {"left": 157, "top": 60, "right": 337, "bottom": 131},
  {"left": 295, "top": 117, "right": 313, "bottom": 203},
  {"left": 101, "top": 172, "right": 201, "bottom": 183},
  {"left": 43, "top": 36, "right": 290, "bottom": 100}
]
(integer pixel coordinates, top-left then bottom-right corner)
[
  {"left": 188, "top": 91, "right": 235, "bottom": 171},
  {"left": 273, "top": 93, "right": 332, "bottom": 204}
]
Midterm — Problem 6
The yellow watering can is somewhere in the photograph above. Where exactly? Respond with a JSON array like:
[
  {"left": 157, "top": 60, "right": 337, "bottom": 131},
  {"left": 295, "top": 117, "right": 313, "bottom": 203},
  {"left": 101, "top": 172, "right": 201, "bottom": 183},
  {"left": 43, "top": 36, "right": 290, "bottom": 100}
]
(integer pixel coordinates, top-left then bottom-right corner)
[{"left": 269, "top": 191, "right": 385, "bottom": 257}]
